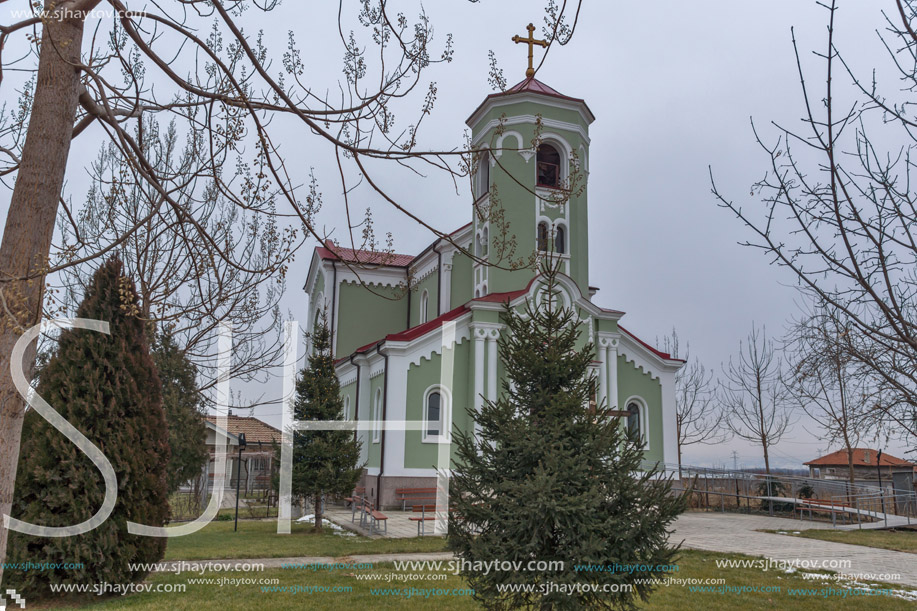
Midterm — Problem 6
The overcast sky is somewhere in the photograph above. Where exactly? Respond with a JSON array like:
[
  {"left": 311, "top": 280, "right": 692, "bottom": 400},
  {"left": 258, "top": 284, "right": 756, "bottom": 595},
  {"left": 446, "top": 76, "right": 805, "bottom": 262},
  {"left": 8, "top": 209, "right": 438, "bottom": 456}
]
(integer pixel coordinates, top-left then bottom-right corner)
[
  {"left": 258, "top": 0, "right": 909, "bottom": 468},
  {"left": 2, "top": 1, "right": 912, "bottom": 468}
]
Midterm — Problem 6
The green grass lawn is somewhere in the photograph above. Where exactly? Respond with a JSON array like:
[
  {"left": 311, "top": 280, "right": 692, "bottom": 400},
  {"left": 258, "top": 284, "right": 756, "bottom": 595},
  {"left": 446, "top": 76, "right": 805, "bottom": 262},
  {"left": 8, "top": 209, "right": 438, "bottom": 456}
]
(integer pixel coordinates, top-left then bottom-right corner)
[
  {"left": 163, "top": 520, "right": 449, "bottom": 560},
  {"left": 46, "top": 549, "right": 914, "bottom": 610},
  {"left": 762, "top": 528, "right": 917, "bottom": 554}
]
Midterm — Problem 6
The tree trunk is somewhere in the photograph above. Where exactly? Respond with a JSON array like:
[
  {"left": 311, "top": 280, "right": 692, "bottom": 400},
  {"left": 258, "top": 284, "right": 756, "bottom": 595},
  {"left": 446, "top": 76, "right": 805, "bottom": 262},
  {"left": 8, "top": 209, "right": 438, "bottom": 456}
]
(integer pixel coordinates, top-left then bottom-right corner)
[
  {"left": 762, "top": 441, "right": 771, "bottom": 476},
  {"left": 314, "top": 495, "right": 322, "bottom": 531},
  {"left": 0, "top": 5, "right": 89, "bottom": 584}
]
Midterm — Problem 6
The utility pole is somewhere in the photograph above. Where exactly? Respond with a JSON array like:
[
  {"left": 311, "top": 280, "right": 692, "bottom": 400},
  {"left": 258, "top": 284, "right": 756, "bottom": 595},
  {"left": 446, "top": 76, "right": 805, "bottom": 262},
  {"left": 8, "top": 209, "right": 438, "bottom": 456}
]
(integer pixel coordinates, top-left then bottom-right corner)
[{"left": 731, "top": 451, "right": 739, "bottom": 473}]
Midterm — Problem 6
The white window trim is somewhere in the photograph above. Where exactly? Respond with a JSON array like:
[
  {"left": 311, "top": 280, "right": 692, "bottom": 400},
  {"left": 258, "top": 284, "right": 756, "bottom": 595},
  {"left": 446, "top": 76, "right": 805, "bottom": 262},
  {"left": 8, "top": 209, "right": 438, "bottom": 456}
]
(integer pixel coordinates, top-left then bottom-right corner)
[
  {"left": 553, "top": 220, "right": 568, "bottom": 254},
  {"left": 421, "top": 384, "right": 451, "bottom": 444},
  {"left": 372, "top": 388, "right": 382, "bottom": 444},
  {"left": 343, "top": 395, "right": 351, "bottom": 421},
  {"left": 420, "top": 289, "right": 430, "bottom": 324},
  {"left": 623, "top": 395, "right": 650, "bottom": 450}
]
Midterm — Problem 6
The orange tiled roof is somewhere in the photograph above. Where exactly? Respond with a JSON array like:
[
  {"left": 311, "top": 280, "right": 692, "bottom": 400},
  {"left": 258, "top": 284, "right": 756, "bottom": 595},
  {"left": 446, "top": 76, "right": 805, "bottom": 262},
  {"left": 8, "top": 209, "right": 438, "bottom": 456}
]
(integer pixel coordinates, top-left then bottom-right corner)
[
  {"left": 804, "top": 448, "right": 915, "bottom": 468},
  {"left": 204, "top": 415, "right": 280, "bottom": 445}
]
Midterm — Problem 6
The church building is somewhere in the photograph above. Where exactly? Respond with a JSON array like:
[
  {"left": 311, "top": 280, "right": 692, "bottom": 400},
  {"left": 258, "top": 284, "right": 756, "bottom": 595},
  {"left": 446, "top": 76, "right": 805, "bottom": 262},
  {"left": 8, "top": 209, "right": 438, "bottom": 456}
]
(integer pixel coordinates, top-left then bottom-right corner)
[{"left": 304, "top": 41, "right": 684, "bottom": 508}]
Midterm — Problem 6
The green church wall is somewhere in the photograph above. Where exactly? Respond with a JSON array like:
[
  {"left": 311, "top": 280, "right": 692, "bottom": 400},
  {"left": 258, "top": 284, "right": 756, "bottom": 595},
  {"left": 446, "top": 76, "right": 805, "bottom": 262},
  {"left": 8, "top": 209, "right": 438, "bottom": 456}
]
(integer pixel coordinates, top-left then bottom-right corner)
[
  {"left": 616, "top": 355, "right": 664, "bottom": 464},
  {"left": 403, "top": 341, "right": 471, "bottom": 469},
  {"left": 340, "top": 381, "right": 357, "bottom": 420},
  {"left": 450, "top": 249, "right": 473, "bottom": 308},
  {"left": 336, "top": 282, "right": 407, "bottom": 358},
  {"left": 409, "top": 272, "right": 439, "bottom": 326},
  {"left": 365, "top": 374, "right": 385, "bottom": 468}
]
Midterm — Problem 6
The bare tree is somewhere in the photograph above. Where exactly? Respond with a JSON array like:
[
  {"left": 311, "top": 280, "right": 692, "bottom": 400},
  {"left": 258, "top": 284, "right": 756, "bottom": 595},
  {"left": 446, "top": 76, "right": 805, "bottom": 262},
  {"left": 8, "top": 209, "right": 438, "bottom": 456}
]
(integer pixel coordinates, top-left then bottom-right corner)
[
  {"left": 785, "top": 302, "right": 888, "bottom": 485},
  {"left": 0, "top": 0, "right": 586, "bottom": 582},
  {"left": 720, "top": 324, "right": 792, "bottom": 475},
  {"left": 661, "top": 330, "right": 728, "bottom": 472},
  {"left": 711, "top": 0, "right": 917, "bottom": 441},
  {"left": 54, "top": 118, "right": 299, "bottom": 399}
]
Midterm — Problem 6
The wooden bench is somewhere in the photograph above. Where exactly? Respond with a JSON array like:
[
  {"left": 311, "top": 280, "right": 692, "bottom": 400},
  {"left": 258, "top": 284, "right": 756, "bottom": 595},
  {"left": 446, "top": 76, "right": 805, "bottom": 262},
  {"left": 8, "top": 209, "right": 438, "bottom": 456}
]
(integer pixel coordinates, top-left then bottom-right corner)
[
  {"left": 364, "top": 500, "right": 388, "bottom": 535},
  {"left": 395, "top": 487, "right": 438, "bottom": 510},
  {"left": 408, "top": 504, "right": 439, "bottom": 536}
]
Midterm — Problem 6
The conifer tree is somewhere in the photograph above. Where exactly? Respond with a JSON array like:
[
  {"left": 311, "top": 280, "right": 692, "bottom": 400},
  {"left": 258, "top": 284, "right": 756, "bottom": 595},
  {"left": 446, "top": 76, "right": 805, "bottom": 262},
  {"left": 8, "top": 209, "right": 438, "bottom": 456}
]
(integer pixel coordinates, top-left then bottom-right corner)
[
  {"left": 288, "top": 314, "right": 362, "bottom": 530},
  {"left": 448, "top": 265, "right": 684, "bottom": 610},
  {"left": 4, "top": 259, "right": 170, "bottom": 597},
  {"left": 152, "top": 331, "right": 208, "bottom": 495}
]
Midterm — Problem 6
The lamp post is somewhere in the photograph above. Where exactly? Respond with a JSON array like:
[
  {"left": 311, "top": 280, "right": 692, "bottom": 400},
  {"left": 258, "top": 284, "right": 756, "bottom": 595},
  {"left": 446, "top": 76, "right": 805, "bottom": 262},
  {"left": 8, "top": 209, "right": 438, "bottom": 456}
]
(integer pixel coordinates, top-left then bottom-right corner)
[
  {"left": 234, "top": 432, "right": 247, "bottom": 532},
  {"left": 877, "top": 449, "right": 886, "bottom": 516}
]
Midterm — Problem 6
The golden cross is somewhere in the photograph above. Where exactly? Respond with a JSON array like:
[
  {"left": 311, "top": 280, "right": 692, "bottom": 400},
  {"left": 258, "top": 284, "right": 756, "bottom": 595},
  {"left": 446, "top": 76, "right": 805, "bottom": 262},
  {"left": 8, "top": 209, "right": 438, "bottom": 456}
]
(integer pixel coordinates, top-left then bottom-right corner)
[{"left": 512, "top": 23, "right": 548, "bottom": 78}]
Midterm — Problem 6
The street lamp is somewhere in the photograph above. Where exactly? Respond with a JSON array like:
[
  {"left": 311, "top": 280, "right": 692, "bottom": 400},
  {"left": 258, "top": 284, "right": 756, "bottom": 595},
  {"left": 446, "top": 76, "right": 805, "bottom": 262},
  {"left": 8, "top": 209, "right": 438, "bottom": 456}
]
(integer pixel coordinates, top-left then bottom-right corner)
[
  {"left": 234, "top": 432, "right": 246, "bottom": 532},
  {"left": 877, "top": 449, "right": 886, "bottom": 515}
]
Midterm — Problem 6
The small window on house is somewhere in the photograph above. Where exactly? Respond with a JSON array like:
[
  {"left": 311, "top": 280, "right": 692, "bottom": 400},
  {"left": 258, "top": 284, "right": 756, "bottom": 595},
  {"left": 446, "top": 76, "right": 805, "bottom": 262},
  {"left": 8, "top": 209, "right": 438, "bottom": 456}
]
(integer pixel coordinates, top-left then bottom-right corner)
[
  {"left": 476, "top": 150, "right": 490, "bottom": 198},
  {"left": 536, "top": 144, "right": 561, "bottom": 188},
  {"left": 537, "top": 222, "right": 549, "bottom": 252},
  {"left": 627, "top": 402, "right": 641, "bottom": 439},
  {"left": 373, "top": 389, "right": 382, "bottom": 443},
  {"left": 420, "top": 290, "right": 429, "bottom": 324},
  {"left": 555, "top": 225, "right": 566, "bottom": 254}
]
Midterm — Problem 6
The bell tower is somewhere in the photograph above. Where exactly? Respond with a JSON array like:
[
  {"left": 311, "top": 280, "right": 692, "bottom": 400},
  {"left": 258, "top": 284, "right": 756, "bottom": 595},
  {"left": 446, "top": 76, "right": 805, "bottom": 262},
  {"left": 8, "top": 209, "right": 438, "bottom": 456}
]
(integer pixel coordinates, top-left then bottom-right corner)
[{"left": 466, "top": 31, "right": 595, "bottom": 298}]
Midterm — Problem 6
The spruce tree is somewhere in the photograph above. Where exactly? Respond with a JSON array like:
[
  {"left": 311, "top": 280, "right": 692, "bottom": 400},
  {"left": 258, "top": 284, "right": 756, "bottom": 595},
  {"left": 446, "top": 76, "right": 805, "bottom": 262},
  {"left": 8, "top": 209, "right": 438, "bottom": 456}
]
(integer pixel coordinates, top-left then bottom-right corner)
[
  {"left": 288, "top": 314, "right": 362, "bottom": 530},
  {"left": 448, "top": 265, "right": 684, "bottom": 610},
  {"left": 4, "top": 259, "right": 170, "bottom": 597},
  {"left": 152, "top": 331, "right": 208, "bottom": 495}
]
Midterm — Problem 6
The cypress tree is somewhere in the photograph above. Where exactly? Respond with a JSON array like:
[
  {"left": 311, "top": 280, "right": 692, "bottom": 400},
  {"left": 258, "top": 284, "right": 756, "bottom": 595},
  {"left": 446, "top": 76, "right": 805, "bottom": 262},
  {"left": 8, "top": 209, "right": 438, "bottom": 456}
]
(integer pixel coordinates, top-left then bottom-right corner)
[
  {"left": 4, "top": 258, "right": 170, "bottom": 597},
  {"left": 448, "top": 265, "right": 684, "bottom": 610},
  {"left": 152, "top": 331, "right": 208, "bottom": 495},
  {"left": 287, "top": 314, "right": 362, "bottom": 530}
]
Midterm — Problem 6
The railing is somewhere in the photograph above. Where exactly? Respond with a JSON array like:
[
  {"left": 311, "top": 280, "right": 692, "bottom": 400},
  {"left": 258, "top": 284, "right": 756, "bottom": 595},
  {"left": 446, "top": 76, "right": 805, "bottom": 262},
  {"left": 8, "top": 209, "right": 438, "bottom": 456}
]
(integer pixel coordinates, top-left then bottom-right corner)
[{"left": 645, "top": 460, "right": 917, "bottom": 526}]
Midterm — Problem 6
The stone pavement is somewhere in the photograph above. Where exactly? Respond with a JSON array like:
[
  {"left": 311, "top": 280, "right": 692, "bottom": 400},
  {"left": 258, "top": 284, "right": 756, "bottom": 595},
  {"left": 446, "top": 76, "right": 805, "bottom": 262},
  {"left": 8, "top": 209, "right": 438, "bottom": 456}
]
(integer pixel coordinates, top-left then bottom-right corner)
[
  {"left": 672, "top": 512, "right": 917, "bottom": 587},
  {"left": 324, "top": 506, "right": 439, "bottom": 539},
  {"left": 170, "top": 509, "right": 917, "bottom": 589}
]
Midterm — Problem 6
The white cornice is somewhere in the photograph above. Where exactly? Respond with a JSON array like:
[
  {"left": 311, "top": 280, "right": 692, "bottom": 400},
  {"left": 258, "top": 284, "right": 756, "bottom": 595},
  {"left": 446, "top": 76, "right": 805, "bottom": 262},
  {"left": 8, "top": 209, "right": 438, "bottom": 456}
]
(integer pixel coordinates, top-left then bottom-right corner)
[
  {"left": 472, "top": 114, "right": 590, "bottom": 147},
  {"left": 337, "top": 266, "right": 407, "bottom": 290},
  {"left": 617, "top": 333, "right": 684, "bottom": 381},
  {"left": 467, "top": 93, "right": 595, "bottom": 131}
]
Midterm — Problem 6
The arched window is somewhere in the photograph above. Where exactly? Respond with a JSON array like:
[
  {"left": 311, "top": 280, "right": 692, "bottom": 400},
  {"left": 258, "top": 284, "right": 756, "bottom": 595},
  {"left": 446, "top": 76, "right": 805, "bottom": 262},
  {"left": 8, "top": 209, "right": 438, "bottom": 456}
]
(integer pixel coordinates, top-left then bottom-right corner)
[
  {"left": 536, "top": 143, "right": 562, "bottom": 188},
  {"left": 420, "top": 290, "right": 429, "bottom": 324},
  {"left": 343, "top": 395, "right": 351, "bottom": 420},
  {"left": 423, "top": 386, "right": 450, "bottom": 442},
  {"left": 627, "top": 402, "right": 641, "bottom": 440},
  {"left": 555, "top": 224, "right": 566, "bottom": 254},
  {"left": 372, "top": 389, "right": 382, "bottom": 443},
  {"left": 481, "top": 227, "right": 488, "bottom": 257},
  {"left": 476, "top": 150, "right": 490, "bottom": 198},
  {"left": 537, "top": 222, "right": 549, "bottom": 252}
]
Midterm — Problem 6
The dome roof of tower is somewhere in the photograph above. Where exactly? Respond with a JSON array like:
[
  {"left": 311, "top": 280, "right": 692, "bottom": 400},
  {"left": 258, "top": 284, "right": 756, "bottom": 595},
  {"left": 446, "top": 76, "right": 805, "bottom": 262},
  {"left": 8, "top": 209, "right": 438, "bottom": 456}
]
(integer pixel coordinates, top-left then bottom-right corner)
[{"left": 466, "top": 77, "right": 595, "bottom": 127}]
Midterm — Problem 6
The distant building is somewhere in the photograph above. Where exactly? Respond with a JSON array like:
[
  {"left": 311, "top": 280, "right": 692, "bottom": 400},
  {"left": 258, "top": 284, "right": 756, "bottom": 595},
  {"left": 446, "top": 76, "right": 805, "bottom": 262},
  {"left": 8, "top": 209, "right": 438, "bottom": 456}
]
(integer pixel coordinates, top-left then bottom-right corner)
[
  {"left": 202, "top": 414, "right": 280, "bottom": 494},
  {"left": 804, "top": 449, "right": 916, "bottom": 481}
]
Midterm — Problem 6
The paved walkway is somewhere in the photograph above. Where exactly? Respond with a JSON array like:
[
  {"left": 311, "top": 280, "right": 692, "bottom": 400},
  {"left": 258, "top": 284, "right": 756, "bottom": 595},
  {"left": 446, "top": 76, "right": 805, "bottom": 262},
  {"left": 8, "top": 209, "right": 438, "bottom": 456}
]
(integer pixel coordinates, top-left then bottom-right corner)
[
  {"left": 170, "top": 510, "right": 917, "bottom": 588},
  {"left": 673, "top": 512, "right": 917, "bottom": 587}
]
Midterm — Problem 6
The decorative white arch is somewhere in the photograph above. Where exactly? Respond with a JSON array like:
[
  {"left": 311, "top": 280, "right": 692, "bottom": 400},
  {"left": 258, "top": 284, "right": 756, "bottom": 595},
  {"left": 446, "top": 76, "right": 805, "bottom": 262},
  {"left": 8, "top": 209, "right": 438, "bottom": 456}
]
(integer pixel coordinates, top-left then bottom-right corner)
[
  {"left": 622, "top": 395, "right": 650, "bottom": 450},
  {"left": 421, "top": 384, "right": 452, "bottom": 444}
]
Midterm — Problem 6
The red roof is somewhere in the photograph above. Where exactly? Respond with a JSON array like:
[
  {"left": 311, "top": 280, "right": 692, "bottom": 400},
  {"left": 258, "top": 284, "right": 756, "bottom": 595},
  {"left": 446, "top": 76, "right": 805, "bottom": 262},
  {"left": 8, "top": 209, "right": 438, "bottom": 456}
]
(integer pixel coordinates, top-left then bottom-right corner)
[
  {"left": 804, "top": 449, "right": 916, "bottom": 468},
  {"left": 467, "top": 78, "right": 594, "bottom": 125},
  {"left": 317, "top": 240, "right": 414, "bottom": 268},
  {"left": 618, "top": 325, "right": 680, "bottom": 361},
  {"left": 204, "top": 415, "right": 280, "bottom": 444},
  {"left": 387, "top": 304, "right": 470, "bottom": 342}
]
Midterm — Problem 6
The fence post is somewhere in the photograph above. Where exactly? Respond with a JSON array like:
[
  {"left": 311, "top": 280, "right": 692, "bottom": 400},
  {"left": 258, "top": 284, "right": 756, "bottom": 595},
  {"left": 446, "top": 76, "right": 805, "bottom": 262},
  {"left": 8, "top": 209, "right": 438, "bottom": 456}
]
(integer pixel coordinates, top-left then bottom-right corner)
[{"left": 856, "top": 497, "right": 861, "bottom": 530}]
